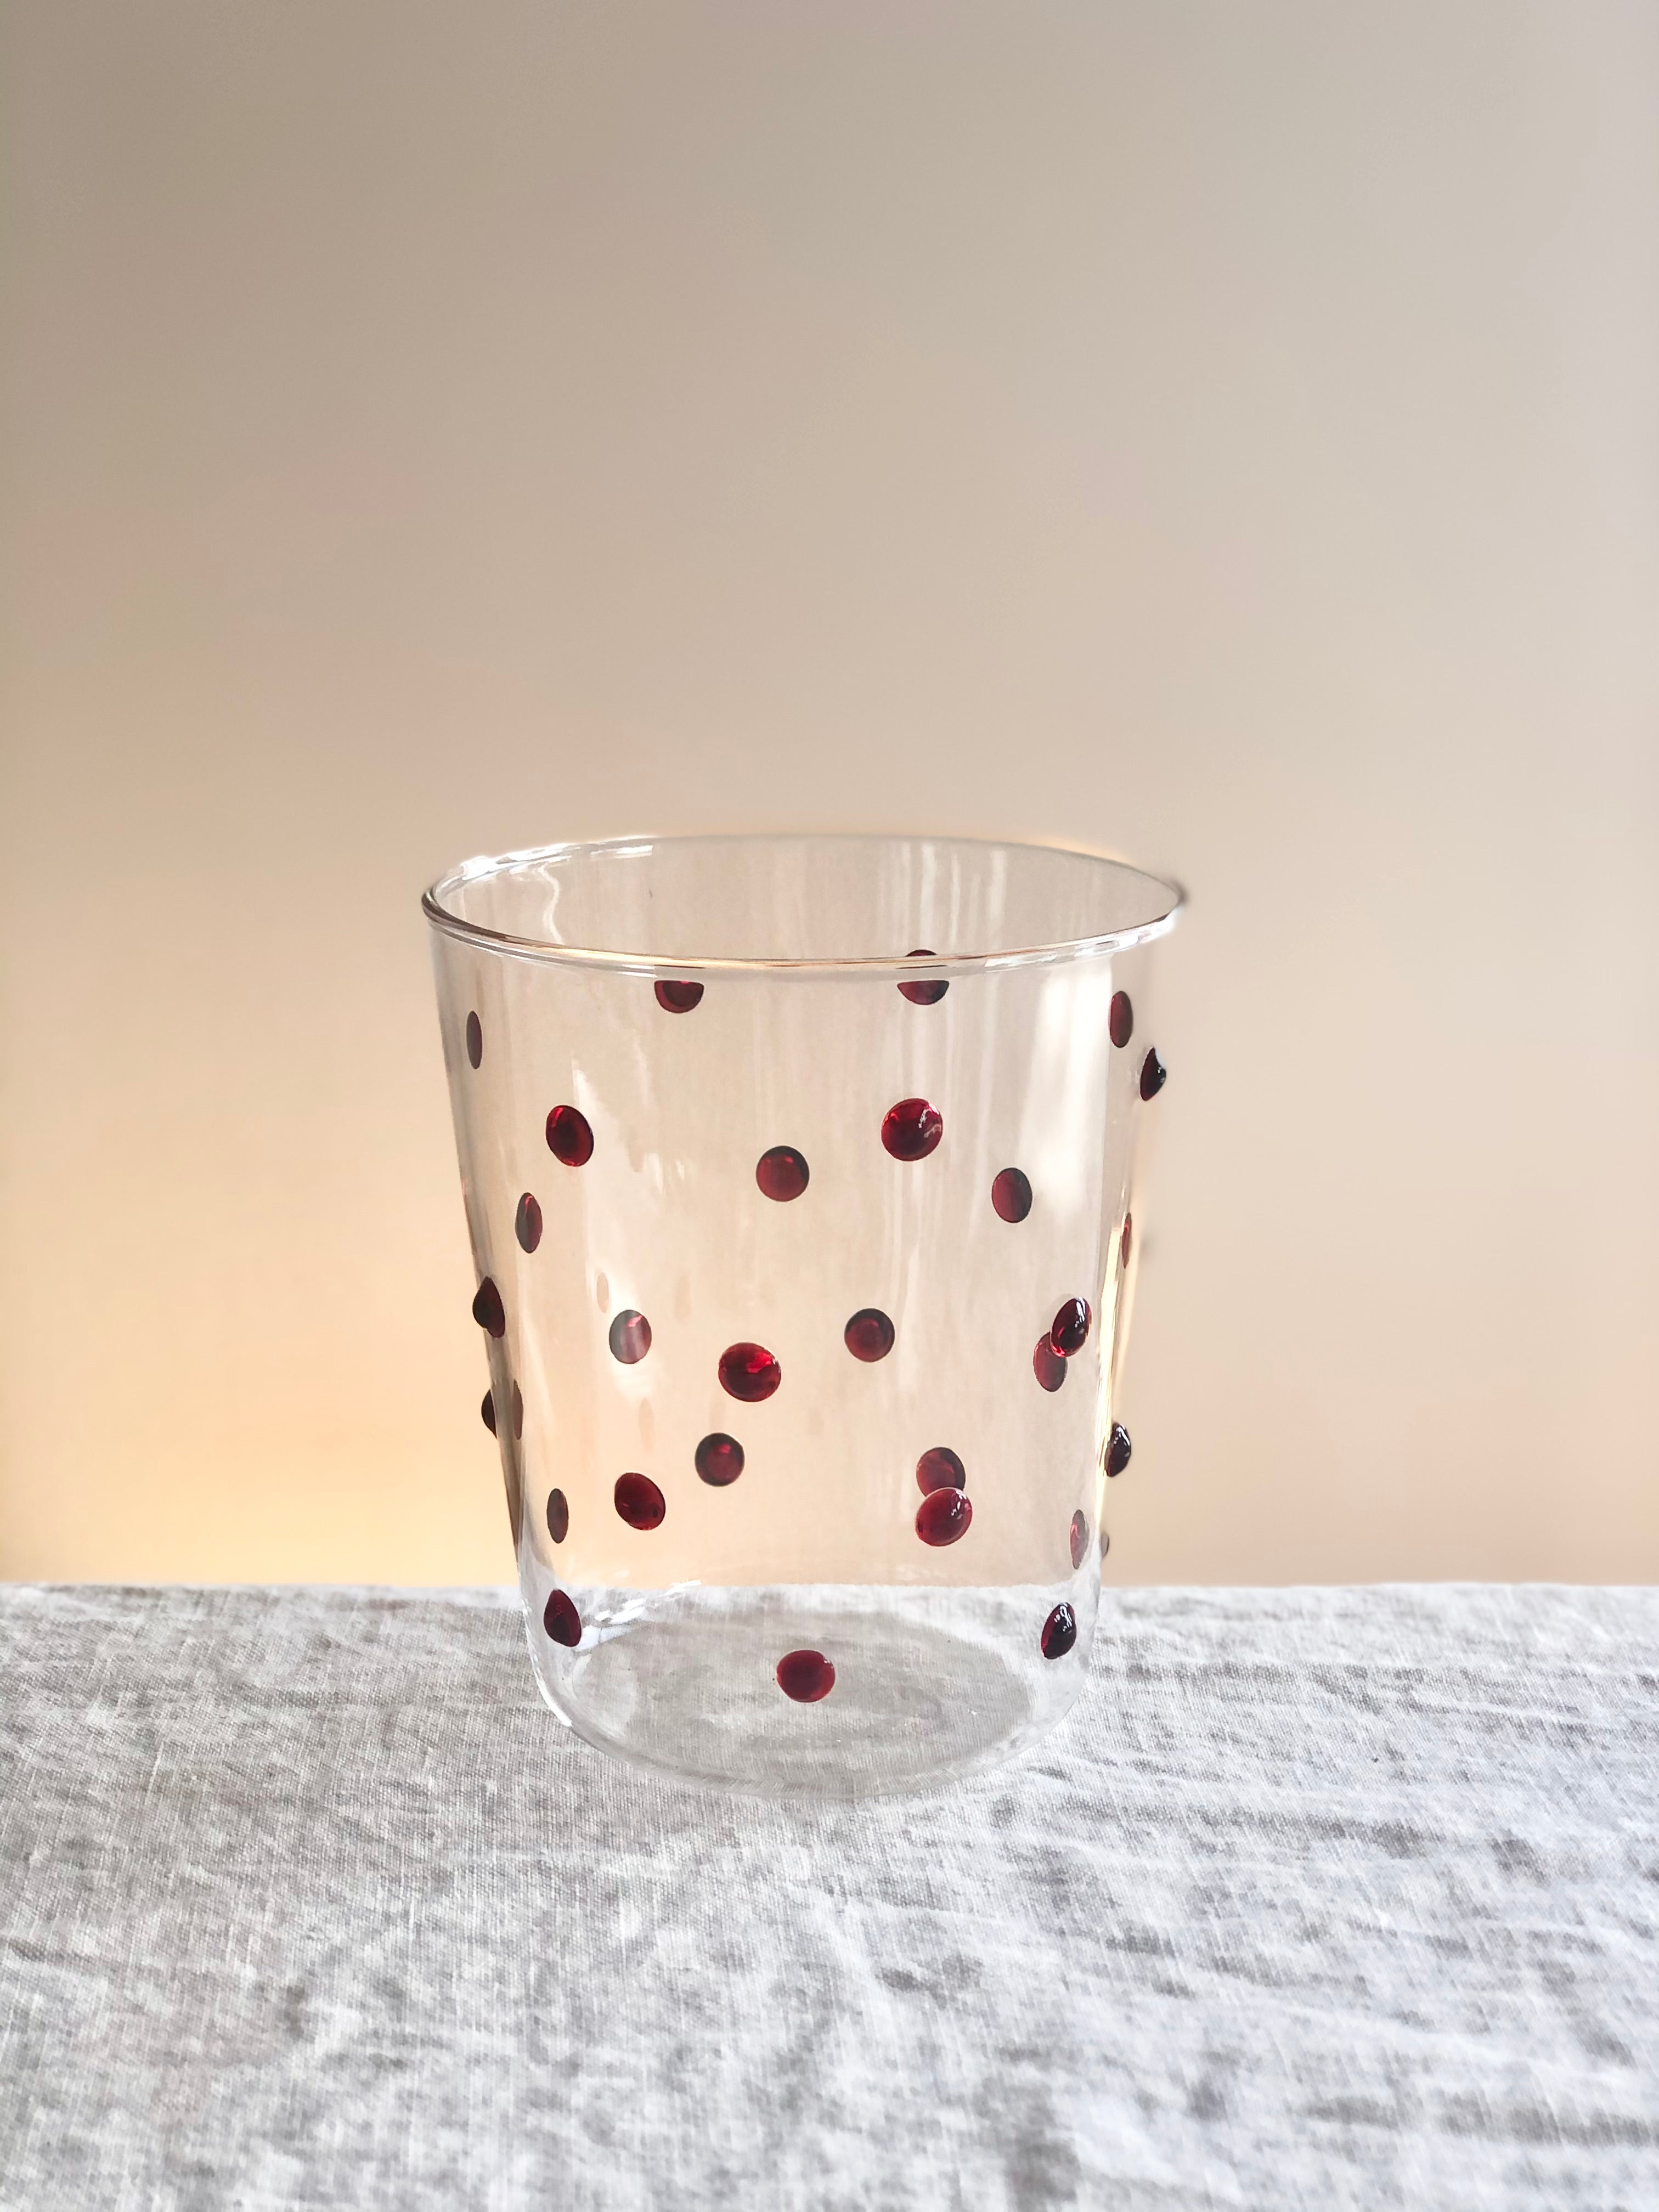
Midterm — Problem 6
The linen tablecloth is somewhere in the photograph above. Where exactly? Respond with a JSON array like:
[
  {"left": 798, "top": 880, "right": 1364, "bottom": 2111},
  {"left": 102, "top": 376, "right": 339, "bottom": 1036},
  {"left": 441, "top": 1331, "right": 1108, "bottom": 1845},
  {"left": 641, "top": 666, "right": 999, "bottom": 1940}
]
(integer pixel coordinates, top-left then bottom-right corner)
[{"left": 1, "top": 1582, "right": 1653, "bottom": 2210}]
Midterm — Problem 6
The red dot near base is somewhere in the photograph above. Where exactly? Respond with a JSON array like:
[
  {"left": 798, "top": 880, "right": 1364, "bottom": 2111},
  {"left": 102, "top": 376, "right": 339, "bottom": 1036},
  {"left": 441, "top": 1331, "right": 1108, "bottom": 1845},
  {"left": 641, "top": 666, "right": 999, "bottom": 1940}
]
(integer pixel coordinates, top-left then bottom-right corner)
[
  {"left": 1041, "top": 1602, "right": 1077, "bottom": 1660},
  {"left": 472, "top": 1278, "right": 506, "bottom": 1339},
  {"left": 543, "top": 1590, "right": 581, "bottom": 1647},
  {"left": 546, "top": 1488, "right": 569, "bottom": 1543},
  {"left": 515, "top": 1193, "right": 543, "bottom": 1253},
  {"left": 776, "top": 1649, "right": 835, "bottom": 1702}
]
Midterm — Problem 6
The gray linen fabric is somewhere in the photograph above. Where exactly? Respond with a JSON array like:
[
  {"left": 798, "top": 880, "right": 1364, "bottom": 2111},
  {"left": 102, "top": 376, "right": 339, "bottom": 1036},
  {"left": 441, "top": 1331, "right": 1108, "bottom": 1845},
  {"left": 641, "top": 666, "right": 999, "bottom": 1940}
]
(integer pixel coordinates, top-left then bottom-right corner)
[{"left": 0, "top": 1583, "right": 1653, "bottom": 2211}]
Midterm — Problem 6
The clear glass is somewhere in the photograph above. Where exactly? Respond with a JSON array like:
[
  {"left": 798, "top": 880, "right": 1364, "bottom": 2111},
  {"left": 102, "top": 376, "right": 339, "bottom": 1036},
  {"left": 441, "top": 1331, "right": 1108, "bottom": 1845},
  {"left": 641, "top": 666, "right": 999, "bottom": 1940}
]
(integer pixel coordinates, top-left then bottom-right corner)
[{"left": 424, "top": 833, "right": 1181, "bottom": 1797}]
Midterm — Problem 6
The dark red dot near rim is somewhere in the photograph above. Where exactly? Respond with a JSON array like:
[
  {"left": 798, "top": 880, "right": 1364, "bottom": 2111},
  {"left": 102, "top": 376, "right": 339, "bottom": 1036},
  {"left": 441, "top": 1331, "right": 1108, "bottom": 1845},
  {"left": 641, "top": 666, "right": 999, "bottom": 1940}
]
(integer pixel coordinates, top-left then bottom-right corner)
[
  {"left": 1032, "top": 1335, "right": 1066, "bottom": 1392},
  {"left": 844, "top": 1308, "right": 895, "bottom": 1363},
  {"left": 511, "top": 1381, "right": 523, "bottom": 1440},
  {"left": 881, "top": 1096, "right": 943, "bottom": 1162},
  {"left": 543, "top": 1589, "right": 581, "bottom": 1647},
  {"left": 719, "top": 1342, "right": 781, "bottom": 1403},
  {"left": 1120, "top": 1214, "right": 1133, "bottom": 1269},
  {"left": 481, "top": 1389, "right": 496, "bottom": 1435},
  {"left": 756, "top": 1146, "right": 810, "bottom": 1202},
  {"left": 1105, "top": 1422, "right": 1133, "bottom": 1477},
  {"left": 776, "top": 1649, "right": 835, "bottom": 1702},
  {"left": 695, "top": 1433, "right": 745, "bottom": 1486},
  {"left": 1070, "top": 1510, "right": 1089, "bottom": 1571},
  {"left": 1109, "top": 991, "right": 1133, "bottom": 1049},
  {"left": 472, "top": 1278, "right": 505, "bottom": 1339},
  {"left": 546, "top": 1104, "right": 595, "bottom": 1166},
  {"left": 1139, "top": 1048, "right": 1167, "bottom": 1102},
  {"left": 898, "top": 949, "right": 948, "bottom": 1007},
  {"left": 654, "top": 979, "right": 704, "bottom": 1013},
  {"left": 1049, "top": 1297, "right": 1092, "bottom": 1358},
  {"left": 609, "top": 1309, "right": 652, "bottom": 1364},
  {"left": 465, "top": 1011, "right": 483, "bottom": 1068},
  {"left": 614, "top": 1472, "right": 665, "bottom": 1530},
  {"left": 1041, "top": 1602, "right": 1077, "bottom": 1660},
  {"left": 546, "top": 1488, "right": 569, "bottom": 1543},
  {"left": 515, "top": 1193, "right": 543, "bottom": 1254},
  {"left": 991, "top": 1168, "right": 1032, "bottom": 1224},
  {"left": 916, "top": 1446, "right": 966, "bottom": 1495},
  {"left": 915, "top": 1488, "right": 972, "bottom": 1547}
]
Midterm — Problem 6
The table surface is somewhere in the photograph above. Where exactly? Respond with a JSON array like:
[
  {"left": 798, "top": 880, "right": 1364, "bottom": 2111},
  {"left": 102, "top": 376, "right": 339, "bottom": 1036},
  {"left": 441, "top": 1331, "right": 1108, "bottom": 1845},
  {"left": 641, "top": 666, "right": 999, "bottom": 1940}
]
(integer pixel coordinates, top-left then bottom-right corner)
[{"left": 1, "top": 1583, "right": 1654, "bottom": 2211}]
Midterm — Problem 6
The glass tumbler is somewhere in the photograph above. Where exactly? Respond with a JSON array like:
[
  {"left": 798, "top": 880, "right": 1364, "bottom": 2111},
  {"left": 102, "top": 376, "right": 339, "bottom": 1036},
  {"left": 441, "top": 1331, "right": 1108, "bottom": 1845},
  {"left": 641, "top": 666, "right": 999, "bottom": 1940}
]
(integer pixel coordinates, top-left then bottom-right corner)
[{"left": 424, "top": 834, "right": 1181, "bottom": 1796}]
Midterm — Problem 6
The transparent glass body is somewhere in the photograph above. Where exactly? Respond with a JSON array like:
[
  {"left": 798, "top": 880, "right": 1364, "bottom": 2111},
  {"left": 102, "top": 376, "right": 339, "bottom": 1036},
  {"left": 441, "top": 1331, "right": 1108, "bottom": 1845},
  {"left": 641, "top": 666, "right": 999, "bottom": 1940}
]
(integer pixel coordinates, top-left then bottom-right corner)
[{"left": 424, "top": 834, "right": 1181, "bottom": 1797}]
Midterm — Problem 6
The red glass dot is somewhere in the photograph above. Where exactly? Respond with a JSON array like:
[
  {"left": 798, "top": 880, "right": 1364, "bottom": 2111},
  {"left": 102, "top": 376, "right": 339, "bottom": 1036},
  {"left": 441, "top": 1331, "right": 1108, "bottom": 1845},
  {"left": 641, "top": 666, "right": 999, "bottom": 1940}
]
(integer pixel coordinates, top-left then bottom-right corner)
[
  {"left": 1033, "top": 1335, "right": 1066, "bottom": 1392},
  {"left": 695, "top": 1432, "right": 745, "bottom": 1486},
  {"left": 481, "top": 1389, "right": 496, "bottom": 1435},
  {"left": 916, "top": 1488, "right": 973, "bottom": 1547},
  {"left": 756, "top": 1146, "right": 810, "bottom": 1202},
  {"left": 543, "top": 1589, "right": 582, "bottom": 1646},
  {"left": 504, "top": 1466, "right": 521, "bottom": 1550},
  {"left": 898, "top": 949, "right": 948, "bottom": 1007},
  {"left": 844, "top": 1308, "right": 895, "bottom": 1362},
  {"left": 546, "top": 1104, "right": 595, "bottom": 1166},
  {"left": 546, "top": 1487, "right": 569, "bottom": 1543},
  {"left": 465, "top": 1011, "right": 483, "bottom": 1068},
  {"left": 719, "top": 1342, "right": 781, "bottom": 1402},
  {"left": 614, "top": 1472, "right": 665, "bottom": 1530},
  {"left": 1139, "top": 1048, "right": 1167, "bottom": 1102},
  {"left": 1041, "top": 1602, "right": 1077, "bottom": 1660},
  {"left": 1105, "top": 1422, "right": 1132, "bottom": 1477},
  {"left": 1120, "top": 1214, "right": 1133, "bottom": 1269},
  {"left": 881, "top": 1097, "right": 943, "bottom": 1161},
  {"left": 609, "top": 1309, "right": 652, "bottom": 1364},
  {"left": 991, "top": 1168, "right": 1032, "bottom": 1224},
  {"left": 776, "top": 1649, "right": 835, "bottom": 1702},
  {"left": 1109, "top": 991, "right": 1133, "bottom": 1049},
  {"left": 916, "top": 1446, "right": 966, "bottom": 1494},
  {"left": 1070, "top": 1510, "right": 1088, "bottom": 1570},
  {"left": 472, "top": 1278, "right": 505, "bottom": 1339},
  {"left": 654, "top": 979, "right": 704, "bottom": 1013},
  {"left": 515, "top": 1193, "right": 543, "bottom": 1254},
  {"left": 1049, "top": 1297, "right": 1092, "bottom": 1358},
  {"left": 511, "top": 1381, "right": 523, "bottom": 1440}
]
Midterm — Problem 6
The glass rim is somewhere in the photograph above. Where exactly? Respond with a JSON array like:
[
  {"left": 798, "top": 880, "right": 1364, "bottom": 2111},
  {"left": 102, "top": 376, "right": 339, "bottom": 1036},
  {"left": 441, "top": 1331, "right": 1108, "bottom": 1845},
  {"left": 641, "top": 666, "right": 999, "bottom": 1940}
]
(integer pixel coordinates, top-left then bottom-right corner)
[{"left": 421, "top": 830, "right": 1184, "bottom": 978}]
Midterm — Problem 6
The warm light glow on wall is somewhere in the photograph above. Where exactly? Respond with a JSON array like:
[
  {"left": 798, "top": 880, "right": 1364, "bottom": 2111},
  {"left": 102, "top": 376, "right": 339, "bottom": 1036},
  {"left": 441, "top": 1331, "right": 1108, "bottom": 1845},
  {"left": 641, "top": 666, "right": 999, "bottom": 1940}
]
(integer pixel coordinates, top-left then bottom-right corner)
[{"left": 2, "top": 1, "right": 1655, "bottom": 1585}]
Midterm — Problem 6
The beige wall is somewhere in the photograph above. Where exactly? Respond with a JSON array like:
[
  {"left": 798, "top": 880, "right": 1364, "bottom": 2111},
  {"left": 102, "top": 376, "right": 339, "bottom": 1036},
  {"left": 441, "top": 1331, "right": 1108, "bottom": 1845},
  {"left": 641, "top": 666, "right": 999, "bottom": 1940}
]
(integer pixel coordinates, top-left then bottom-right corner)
[{"left": 2, "top": 1, "right": 1655, "bottom": 1587}]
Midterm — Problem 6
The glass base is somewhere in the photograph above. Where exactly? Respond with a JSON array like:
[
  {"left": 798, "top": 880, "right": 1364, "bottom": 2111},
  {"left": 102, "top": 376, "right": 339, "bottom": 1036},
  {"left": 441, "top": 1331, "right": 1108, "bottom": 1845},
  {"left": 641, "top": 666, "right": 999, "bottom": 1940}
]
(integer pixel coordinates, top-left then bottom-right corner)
[{"left": 522, "top": 1582, "right": 1094, "bottom": 1799}]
